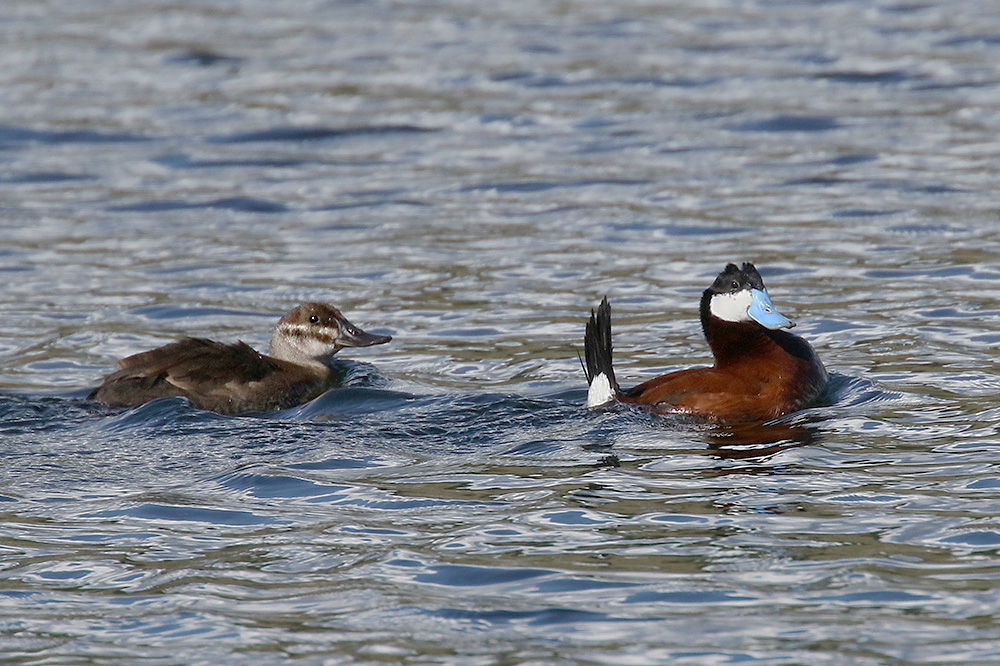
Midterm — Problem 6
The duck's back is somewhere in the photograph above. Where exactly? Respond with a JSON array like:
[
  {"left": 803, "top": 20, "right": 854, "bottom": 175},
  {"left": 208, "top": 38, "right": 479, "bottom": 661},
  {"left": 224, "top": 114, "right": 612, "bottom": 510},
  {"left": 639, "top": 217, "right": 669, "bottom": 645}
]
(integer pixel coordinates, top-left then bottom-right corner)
[
  {"left": 89, "top": 338, "right": 323, "bottom": 414},
  {"left": 621, "top": 329, "right": 827, "bottom": 421}
]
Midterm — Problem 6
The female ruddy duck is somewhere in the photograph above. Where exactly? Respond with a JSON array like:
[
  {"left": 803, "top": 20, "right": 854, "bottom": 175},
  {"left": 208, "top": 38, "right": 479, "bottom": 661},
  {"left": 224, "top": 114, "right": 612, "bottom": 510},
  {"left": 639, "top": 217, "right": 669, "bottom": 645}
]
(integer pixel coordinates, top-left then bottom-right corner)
[
  {"left": 583, "top": 262, "right": 827, "bottom": 422},
  {"left": 89, "top": 302, "right": 391, "bottom": 415}
]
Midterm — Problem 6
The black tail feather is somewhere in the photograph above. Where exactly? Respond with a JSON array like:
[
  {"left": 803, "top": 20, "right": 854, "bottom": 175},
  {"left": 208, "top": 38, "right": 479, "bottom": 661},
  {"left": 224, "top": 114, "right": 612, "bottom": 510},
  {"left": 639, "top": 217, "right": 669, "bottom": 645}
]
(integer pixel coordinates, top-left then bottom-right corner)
[{"left": 583, "top": 296, "right": 618, "bottom": 392}]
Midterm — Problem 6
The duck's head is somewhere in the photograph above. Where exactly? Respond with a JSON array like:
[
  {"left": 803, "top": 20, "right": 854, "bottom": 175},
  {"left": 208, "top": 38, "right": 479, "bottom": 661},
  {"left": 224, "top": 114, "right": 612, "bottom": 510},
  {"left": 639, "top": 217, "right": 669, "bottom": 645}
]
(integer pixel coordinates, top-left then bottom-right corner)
[
  {"left": 270, "top": 302, "right": 392, "bottom": 365},
  {"left": 701, "top": 262, "right": 795, "bottom": 330}
]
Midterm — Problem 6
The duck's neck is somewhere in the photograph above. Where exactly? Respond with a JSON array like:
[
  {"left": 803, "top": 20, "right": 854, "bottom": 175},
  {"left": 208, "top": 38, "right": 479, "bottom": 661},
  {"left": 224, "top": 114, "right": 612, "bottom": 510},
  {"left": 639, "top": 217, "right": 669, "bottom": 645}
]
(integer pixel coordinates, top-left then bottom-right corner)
[
  {"left": 699, "top": 294, "right": 776, "bottom": 367},
  {"left": 269, "top": 333, "right": 332, "bottom": 375}
]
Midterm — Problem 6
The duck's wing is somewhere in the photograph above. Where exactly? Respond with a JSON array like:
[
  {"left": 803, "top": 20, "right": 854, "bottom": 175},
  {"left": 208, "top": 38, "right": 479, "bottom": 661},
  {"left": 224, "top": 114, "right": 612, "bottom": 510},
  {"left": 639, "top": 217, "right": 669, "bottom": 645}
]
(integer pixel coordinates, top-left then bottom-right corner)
[
  {"left": 123, "top": 338, "right": 275, "bottom": 380},
  {"left": 622, "top": 366, "right": 794, "bottom": 422},
  {"left": 91, "top": 338, "right": 284, "bottom": 411}
]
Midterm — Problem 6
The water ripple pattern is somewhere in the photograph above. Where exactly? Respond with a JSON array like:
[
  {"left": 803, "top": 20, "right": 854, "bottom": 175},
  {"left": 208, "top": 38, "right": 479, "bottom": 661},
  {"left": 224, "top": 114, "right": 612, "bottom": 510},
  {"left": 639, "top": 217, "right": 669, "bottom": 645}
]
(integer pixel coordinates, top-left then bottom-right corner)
[{"left": 2, "top": 0, "right": 1000, "bottom": 664}]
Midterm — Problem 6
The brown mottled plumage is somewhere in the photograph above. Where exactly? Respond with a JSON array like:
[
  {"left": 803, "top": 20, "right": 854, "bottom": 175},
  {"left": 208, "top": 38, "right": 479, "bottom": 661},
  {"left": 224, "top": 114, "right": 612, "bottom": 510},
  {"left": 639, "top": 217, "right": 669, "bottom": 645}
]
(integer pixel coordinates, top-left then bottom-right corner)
[{"left": 89, "top": 302, "right": 391, "bottom": 414}]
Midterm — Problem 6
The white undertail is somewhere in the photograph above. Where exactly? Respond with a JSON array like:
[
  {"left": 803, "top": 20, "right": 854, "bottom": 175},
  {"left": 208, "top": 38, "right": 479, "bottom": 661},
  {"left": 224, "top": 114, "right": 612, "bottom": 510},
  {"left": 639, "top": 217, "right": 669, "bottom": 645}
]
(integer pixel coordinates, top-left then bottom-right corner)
[{"left": 586, "top": 372, "right": 615, "bottom": 408}]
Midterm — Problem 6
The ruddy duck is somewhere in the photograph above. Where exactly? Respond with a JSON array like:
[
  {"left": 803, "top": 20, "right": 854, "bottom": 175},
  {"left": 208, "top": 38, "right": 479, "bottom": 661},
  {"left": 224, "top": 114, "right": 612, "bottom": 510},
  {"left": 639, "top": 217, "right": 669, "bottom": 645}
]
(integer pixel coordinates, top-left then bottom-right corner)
[
  {"left": 89, "top": 302, "right": 391, "bottom": 414},
  {"left": 583, "top": 262, "right": 827, "bottom": 422}
]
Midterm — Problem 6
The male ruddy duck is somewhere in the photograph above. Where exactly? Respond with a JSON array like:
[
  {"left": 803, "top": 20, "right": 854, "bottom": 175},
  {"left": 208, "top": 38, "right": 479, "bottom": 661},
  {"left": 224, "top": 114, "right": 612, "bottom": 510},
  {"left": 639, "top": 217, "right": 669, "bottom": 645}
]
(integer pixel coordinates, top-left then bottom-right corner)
[
  {"left": 583, "top": 262, "right": 827, "bottom": 422},
  {"left": 89, "top": 302, "right": 391, "bottom": 415}
]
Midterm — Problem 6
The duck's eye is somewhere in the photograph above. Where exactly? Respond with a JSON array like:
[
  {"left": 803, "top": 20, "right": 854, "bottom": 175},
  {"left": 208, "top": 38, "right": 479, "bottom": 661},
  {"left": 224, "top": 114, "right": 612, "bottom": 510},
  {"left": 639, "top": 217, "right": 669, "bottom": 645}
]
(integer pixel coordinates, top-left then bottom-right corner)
[
  {"left": 731, "top": 280, "right": 739, "bottom": 290},
  {"left": 308, "top": 314, "right": 320, "bottom": 324}
]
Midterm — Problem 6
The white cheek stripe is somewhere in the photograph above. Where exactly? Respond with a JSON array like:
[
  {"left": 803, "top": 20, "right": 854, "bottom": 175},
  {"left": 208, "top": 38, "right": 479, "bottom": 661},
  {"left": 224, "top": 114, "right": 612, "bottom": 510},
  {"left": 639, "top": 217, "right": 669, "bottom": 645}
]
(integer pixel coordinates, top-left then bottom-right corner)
[
  {"left": 278, "top": 323, "right": 339, "bottom": 343},
  {"left": 709, "top": 290, "right": 754, "bottom": 323}
]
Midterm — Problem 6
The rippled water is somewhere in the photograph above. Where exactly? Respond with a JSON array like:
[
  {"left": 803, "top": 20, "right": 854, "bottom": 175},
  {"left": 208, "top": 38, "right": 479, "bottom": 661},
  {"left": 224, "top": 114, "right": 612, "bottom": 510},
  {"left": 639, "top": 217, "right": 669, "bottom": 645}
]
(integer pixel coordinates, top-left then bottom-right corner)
[{"left": 3, "top": 0, "right": 1000, "bottom": 663}]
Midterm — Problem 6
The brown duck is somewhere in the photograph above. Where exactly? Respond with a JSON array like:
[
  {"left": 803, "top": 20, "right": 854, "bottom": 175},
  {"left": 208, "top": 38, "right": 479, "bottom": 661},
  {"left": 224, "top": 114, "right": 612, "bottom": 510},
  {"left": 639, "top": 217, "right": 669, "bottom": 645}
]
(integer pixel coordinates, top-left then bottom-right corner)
[{"left": 89, "top": 302, "right": 391, "bottom": 414}]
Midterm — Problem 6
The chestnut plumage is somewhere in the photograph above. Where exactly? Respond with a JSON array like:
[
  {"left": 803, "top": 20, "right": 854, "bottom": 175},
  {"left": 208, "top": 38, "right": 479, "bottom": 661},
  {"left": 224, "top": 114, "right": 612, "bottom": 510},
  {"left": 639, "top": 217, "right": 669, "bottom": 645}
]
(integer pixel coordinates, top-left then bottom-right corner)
[{"left": 584, "top": 263, "right": 827, "bottom": 422}]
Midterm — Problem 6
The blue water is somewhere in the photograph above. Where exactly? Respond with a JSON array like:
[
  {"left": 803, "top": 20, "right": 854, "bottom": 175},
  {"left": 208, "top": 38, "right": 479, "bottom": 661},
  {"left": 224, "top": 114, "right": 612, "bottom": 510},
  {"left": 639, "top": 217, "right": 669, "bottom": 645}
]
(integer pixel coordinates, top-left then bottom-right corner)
[{"left": 3, "top": 0, "right": 1000, "bottom": 663}]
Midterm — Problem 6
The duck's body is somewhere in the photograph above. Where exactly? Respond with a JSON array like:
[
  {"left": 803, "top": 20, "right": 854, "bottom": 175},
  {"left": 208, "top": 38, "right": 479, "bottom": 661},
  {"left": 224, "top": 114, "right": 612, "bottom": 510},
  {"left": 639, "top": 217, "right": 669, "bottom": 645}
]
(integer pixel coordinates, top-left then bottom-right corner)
[
  {"left": 89, "top": 302, "right": 391, "bottom": 414},
  {"left": 584, "top": 263, "right": 827, "bottom": 422}
]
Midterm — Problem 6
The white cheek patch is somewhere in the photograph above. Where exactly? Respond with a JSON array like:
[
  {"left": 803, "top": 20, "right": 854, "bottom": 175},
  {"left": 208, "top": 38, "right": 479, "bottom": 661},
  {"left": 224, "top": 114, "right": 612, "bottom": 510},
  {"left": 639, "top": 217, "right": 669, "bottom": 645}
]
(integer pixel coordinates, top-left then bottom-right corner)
[{"left": 709, "top": 290, "right": 754, "bottom": 323}]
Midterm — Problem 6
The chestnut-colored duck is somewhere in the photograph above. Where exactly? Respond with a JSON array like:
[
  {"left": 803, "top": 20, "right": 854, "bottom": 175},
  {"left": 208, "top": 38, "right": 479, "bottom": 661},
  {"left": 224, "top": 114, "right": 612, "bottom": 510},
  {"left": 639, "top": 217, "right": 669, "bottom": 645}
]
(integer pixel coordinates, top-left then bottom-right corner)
[
  {"left": 89, "top": 302, "right": 391, "bottom": 414},
  {"left": 583, "top": 262, "right": 827, "bottom": 422}
]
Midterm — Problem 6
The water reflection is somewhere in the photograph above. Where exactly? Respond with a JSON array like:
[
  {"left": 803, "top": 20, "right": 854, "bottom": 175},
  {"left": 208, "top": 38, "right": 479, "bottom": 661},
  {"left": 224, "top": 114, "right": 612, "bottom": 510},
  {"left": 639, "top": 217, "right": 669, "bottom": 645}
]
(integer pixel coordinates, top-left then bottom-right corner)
[{"left": 704, "top": 418, "right": 819, "bottom": 458}]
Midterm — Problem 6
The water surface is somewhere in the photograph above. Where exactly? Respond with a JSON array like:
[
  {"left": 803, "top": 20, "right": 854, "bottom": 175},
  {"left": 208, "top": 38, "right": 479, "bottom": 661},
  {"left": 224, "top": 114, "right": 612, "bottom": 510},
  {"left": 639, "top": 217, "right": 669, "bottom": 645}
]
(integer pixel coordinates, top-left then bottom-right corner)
[{"left": 3, "top": 1, "right": 1000, "bottom": 664}]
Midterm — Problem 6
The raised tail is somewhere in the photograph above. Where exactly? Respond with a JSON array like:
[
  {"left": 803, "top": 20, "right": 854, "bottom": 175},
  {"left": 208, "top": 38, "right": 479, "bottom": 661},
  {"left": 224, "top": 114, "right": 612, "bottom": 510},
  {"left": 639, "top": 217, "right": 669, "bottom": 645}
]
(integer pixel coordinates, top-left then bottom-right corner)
[{"left": 582, "top": 296, "right": 619, "bottom": 407}]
